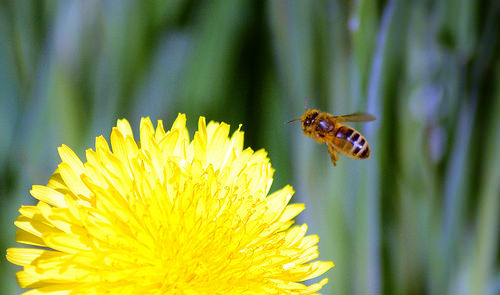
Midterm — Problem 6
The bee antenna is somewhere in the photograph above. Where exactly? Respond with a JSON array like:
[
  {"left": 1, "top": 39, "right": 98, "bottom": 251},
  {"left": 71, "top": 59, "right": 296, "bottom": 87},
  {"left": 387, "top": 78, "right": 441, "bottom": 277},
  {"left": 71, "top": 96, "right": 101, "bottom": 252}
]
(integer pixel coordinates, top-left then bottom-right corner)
[
  {"left": 304, "top": 96, "right": 308, "bottom": 111},
  {"left": 285, "top": 117, "right": 301, "bottom": 125}
]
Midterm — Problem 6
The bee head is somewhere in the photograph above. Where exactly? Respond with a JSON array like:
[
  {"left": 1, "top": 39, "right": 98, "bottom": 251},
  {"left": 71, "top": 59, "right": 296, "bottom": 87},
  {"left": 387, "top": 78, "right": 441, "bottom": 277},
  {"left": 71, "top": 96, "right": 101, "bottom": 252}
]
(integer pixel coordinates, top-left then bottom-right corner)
[{"left": 302, "top": 110, "right": 319, "bottom": 127}]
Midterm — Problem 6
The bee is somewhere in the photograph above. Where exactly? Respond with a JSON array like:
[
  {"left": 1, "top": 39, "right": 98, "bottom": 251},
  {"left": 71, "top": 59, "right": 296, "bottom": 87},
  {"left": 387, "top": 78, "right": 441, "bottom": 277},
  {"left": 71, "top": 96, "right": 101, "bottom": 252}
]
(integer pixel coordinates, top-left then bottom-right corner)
[{"left": 288, "top": 109, "right": 376, "bottom": 166}]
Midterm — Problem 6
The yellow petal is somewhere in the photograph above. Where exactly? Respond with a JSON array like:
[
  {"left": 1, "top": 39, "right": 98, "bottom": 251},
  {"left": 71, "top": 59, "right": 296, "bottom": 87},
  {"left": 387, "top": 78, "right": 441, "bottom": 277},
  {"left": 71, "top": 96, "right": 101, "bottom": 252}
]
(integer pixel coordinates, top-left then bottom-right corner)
[{"left": 30, "top": 185, "right": 67, "bottom": 208}]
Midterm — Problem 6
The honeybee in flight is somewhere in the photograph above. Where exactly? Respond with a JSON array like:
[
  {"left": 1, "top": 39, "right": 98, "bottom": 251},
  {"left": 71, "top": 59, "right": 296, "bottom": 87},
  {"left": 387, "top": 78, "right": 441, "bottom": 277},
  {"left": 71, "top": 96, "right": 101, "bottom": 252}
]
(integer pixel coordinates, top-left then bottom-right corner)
[{"left": 288, "top": 109, "right": 376, "bottom": 166}]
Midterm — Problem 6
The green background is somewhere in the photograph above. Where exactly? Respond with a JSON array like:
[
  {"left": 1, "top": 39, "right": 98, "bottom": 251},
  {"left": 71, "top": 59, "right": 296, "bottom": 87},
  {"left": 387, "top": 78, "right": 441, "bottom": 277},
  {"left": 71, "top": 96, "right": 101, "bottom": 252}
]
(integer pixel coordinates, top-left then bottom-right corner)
[{"left": 1, "top": 1, "right": 499, "bottom": 294}]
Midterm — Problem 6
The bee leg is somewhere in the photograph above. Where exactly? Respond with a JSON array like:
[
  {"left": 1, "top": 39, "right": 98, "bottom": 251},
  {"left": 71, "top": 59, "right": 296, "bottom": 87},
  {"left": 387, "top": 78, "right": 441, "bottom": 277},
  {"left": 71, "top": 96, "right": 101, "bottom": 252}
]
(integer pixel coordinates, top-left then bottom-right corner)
[{"left": 327, "top": 144, "right": 338, "bottom": 166}]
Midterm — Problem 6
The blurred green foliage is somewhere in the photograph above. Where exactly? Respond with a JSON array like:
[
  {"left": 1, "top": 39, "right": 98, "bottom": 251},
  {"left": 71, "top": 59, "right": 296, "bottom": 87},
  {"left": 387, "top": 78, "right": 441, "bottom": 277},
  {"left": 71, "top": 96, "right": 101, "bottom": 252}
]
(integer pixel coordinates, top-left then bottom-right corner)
[{"left": 1, "top": 1, "right": 499, "bottom": 294}]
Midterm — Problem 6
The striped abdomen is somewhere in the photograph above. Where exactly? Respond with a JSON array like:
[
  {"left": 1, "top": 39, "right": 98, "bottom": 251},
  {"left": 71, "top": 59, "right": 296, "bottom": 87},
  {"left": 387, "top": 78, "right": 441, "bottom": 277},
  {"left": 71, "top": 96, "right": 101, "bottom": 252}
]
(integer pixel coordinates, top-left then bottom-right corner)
[{"left": 333, "top": 125, "right": 370, "bottom": 159}]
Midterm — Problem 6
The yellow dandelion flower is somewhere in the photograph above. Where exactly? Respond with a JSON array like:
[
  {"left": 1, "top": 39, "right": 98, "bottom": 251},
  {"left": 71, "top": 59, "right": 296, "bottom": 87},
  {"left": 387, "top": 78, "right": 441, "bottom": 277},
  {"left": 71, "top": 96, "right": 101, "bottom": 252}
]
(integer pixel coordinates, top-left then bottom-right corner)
[{"left": 7, "top": 114, "right": 333, "bottom": 294}]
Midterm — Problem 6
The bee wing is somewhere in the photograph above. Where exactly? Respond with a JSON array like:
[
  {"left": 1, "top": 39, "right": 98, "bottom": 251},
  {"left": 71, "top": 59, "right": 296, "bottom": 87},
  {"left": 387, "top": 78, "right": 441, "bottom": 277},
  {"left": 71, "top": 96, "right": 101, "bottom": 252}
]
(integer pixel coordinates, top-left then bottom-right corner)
[{"left": 333, "top": 113, "right": 376, "bottom": 122}]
